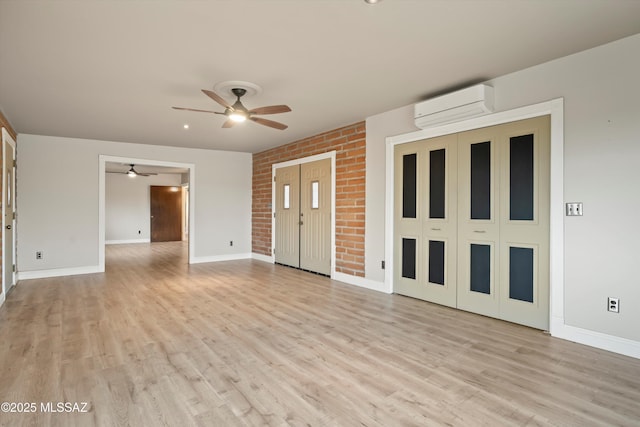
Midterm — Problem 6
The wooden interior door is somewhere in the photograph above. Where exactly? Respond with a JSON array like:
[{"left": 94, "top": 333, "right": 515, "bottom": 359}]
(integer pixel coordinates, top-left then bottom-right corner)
[{"left": 150, "top": 186, "right": 183, "bottom": 242}]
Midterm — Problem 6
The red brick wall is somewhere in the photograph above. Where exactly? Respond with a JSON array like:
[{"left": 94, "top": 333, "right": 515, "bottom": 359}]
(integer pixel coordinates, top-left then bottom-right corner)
[{"left": 252, "top": 122, "right": 366, "bottom": 277}]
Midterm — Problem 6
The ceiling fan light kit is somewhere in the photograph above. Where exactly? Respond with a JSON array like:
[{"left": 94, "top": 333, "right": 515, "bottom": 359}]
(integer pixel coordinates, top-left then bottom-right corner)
[
  {"left": 229, "top": 112, "right": 247, "bottom": 123},
  {"left": 106, "top": 164, "right": 158, "bottom": 178},
  {"left": 228, "top": 88, "right": 249, "bottom": 122},
  {"left": 172, "top": 84, "right": 291, "bottom": 130}
]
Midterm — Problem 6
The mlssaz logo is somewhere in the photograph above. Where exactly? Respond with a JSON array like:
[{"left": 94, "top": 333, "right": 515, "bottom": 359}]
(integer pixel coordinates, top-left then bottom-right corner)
[{"left": 40, "top": 402, "right": 90, "bottom": 413}]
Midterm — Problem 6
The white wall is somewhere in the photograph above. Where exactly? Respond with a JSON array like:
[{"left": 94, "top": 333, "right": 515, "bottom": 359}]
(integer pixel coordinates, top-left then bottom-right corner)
[
  {"left": 17, "top": 135, "right": 252, "bottom": 274},
  {"left": 365, "top": 105, "right": 417, "bottom": 283},
  {"left": 106, "top": 173, "right": 182, "bottom": 243},
  {"left": 365, "top": 34, "right": 640, "bottom": 352}
]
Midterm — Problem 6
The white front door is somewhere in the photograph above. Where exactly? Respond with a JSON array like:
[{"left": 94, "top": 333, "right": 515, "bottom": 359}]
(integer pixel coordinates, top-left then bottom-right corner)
[
  {"left": 274, "top": 158, "right": 332, "bottom": 275},
  {"left": 2, "top": 128, "right": 16, "bottom": 298},
  {"left": 275, "top": 164, "right": 300, "bottom": 268},
  {"left": 300, "top": 159, "right": 331, "bottom": 275}
]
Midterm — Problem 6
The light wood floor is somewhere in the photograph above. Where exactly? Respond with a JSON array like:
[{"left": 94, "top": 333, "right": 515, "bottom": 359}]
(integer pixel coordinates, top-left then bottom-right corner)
[{"left": 1, "top": 242, "right": 639, "bottom": 426}]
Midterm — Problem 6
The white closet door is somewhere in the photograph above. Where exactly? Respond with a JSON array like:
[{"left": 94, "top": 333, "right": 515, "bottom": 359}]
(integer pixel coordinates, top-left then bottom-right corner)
[
  {"left": 394, "top": 134, "right": 458, "bottom": 308},
  {"left": 393, "top": 115, "right": 550, "bottom": 330}
]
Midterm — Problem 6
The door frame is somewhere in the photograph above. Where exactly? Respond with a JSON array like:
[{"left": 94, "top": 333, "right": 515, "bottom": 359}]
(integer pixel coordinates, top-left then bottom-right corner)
[
  {"left": 271, "top": 151, "right": 336, "bottom": 278},
  {"left": 1, "top": 128, "right": 17, "bottom": 305},
  {"left": 386, "top": 98, "right": 564, "bottom": 335},
  {"left": 98, "top": 155, "right": 196, "bottom": 269}
]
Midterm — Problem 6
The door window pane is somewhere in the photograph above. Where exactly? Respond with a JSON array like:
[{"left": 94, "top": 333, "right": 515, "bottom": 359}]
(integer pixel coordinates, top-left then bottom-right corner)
[
  {"left": 402, "top": 238, "right": 417, "bottom": 279},
  {"left": 509, "top": 247, "right": 534, "bottom": 303},
  {"left": 428, "top": 240, "right": 445, "bottom": 285},
  {"left": 403, "top": 153, "right": 417, "bottom": 218},
  {"left": 471, "top": 141, "right": 491, "bottom": 220},
  {"left": 470, "top": 244, "right": 491, "bottom": 294},
  {"left": 429, "top": 149, "right": 446, "bottom": 219},
  {"left": 283, "top": 184, "right": 290, "bottom": 209},
  {"left": 7, "top": 172, "right": 11, "bottom": 207},
  {"left": 311, "top": 181, "right": 319, "bottom": 209},
  {"left": 510, "top": 134, "right": 534, "bottom": 220}
]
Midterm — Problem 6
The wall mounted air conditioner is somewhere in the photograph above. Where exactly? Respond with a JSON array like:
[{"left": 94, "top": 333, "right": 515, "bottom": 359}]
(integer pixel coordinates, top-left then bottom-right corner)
[{"left": 414, "top": 84, "right": 494, "bottom": 129}]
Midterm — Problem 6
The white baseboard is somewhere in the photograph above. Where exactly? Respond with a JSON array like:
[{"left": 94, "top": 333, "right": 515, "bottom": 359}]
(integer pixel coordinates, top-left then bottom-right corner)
[
  {"left": 332, "top": 272, "right": 391, "bottom": 294},
  {"left": 552, "top": 321, "right": 640, "bottom": 359},
  {"left": 106, "top": 239, "right": 150, "bottom": 245},
  {"left": 18, "top": 265, "right": 103, "bottom": 281},
  {"left": 251, "top": 253, "right": 274, "bottom": 263},
  {"left": 190, "top": 253, "right": 252, "bottom": 264},
  {"left": 0, "top": 291, "right": 5, "bottom": 307}
]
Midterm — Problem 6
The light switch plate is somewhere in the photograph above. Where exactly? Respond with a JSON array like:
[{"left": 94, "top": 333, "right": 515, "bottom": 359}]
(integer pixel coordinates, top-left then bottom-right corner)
[{"left": 566, "top": 202, "right": 583, "bottom": 216}]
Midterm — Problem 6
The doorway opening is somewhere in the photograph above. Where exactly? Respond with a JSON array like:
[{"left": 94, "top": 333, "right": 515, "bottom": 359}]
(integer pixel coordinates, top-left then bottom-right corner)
[{"left": 99, "top": 156, "right": 195, "bottom": 271}]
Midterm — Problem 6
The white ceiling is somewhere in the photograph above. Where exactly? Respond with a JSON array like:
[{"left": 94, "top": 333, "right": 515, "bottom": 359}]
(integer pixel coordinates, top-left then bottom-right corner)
[{"left": 1, "top": 1, "right": 639, "bottom": 154}]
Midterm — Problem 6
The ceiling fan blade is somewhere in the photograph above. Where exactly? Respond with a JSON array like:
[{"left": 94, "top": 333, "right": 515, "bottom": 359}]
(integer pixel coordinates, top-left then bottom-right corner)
[
  {"left": 202, "top": 89, "right": 232, "bottom": 110},
  {"left": 172, "top": 106, "right": 220, "bottom": 114},
  {"left": 222, "top": 119, "right": 236, "bottom": 128},
  {"left": 250, "top": 117, "right": 288, "bottom": 130},
  {"left": 248, "top": 105, "right": 291, "bottom": 115},
  {"left": 136, "top": 173, "right": 157, "bottom": 177}
]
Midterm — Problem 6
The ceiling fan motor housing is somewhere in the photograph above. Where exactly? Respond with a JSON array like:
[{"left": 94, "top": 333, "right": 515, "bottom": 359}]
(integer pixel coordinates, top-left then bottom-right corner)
[{"left": 231, "top": 88, "right": 247, "bottom": 98}]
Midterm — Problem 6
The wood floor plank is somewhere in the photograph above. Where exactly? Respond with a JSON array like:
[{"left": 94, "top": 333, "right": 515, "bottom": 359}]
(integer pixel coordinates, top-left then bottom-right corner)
[{"left": 1, "top": 241, "right": 639, "bottom": 426}]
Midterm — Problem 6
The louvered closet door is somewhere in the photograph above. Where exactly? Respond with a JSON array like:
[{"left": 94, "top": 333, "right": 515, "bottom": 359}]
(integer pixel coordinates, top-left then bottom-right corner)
[{"left": 394, "top": 134, "right": 458, "bottom": 308}]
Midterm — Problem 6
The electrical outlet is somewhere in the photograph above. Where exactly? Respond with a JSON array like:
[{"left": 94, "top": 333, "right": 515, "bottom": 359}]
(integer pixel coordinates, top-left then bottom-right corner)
[
  {"left": 230, "top": 241, "right": 233, "bottom": 247},
  {"left": 138, "top": 230, "right": 141, "bottom": 234},
  {"left": 607, "top": 297, "right": 619, "bottom": 313},
  {"left": 381, "top": 260, "right": 385, "bottom": 269},
  {"left": 566, "top": 202, "right": 583, "bottom": 216},
  {"left": 36, "top": 251, "right": 43, "bottom": 260}
]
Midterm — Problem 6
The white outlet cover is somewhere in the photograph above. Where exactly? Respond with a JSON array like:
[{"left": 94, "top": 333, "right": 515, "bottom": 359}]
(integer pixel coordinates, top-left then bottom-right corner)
[{"left": 566, "top": 202, "right": 583, "bottom": 216}]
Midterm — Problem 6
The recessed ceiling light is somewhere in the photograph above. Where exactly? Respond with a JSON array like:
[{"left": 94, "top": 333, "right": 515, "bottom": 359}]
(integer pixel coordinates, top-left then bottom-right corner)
[
  {"left": 183, "top": 124, "right": 189, "bottom": 129},
  {"left": 364, "top": 0, "right": 381, "bottom": 4}
]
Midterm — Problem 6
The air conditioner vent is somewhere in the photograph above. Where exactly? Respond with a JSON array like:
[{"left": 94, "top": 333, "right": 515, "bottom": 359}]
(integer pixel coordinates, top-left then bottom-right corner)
[{"left": 414, "top": 84, "right": 494, "bottom": 129}]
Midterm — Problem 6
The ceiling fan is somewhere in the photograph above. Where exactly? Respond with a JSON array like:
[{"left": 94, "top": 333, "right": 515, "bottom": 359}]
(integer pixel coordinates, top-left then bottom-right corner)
[
  {"left": 107, "top": 164, "right": 157, "bottom": 177},
  {"left": 172, "top": 88, "right": 291, "bottom": 130}
]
